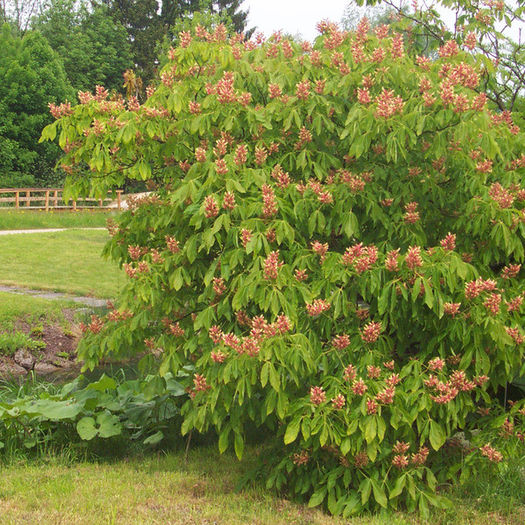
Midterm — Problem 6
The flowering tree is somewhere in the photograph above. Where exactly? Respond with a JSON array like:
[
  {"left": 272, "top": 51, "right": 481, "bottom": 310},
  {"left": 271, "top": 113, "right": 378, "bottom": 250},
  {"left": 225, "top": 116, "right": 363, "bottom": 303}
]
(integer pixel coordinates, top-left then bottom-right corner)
[
  {"left": 42, "top": 20, "right": 525, "bottom": 516},
  {"left": 354, "top": 0, "right": 525, "bottom": 113}
]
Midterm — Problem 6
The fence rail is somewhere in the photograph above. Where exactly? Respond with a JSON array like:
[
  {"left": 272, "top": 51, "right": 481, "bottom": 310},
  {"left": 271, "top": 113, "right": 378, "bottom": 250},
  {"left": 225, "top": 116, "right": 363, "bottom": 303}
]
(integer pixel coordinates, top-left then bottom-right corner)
[{"left": 0, "top": 188, "right": 122, "bottom": 211}]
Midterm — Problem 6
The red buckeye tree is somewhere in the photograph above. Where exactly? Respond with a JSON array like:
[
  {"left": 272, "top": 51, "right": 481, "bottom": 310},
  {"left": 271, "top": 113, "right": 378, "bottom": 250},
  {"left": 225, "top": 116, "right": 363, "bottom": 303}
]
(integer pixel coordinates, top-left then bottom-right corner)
[{"left": 42, "top": 19, "right": 524, "bottom": 516}]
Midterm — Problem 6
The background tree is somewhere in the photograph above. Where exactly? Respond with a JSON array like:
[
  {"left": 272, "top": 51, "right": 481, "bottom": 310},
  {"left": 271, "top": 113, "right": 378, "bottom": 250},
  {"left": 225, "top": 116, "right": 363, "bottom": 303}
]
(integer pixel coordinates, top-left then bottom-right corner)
[
  {"left": 33, "top": 0, "right": 133, "bottom": 93},
  {"left": 98, "top": 0, "right": 252, "bottom": 86},
  {"left": 0, "top": 23, "right": 73, "bottom": 186}
]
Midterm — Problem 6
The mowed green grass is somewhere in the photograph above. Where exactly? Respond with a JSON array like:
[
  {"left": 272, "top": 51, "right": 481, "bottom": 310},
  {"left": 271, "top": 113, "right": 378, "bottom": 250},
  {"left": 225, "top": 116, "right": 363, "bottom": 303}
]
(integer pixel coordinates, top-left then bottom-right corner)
[
  {"left": 0, "top": 447, "right": 523, "bottom": 525},
  {"left": 0, "top": 291, "right": 76, "bottom": 331},
  {"left": 0, "top": 230, "right": 123, "bottom": 298},
  {"left": 0, "top": 210, "right": 115, "bottom": 230}
]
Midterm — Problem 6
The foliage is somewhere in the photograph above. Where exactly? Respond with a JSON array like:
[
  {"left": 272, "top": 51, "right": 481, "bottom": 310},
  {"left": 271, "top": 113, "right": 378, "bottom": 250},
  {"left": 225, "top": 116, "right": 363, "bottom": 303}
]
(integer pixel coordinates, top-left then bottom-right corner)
[
  {"left": 42, "top": 21, "right": 525, "bottom": 516},
  {"left": 0, "top": 372, "right": 185, "bottom": 453},
  {"left": 0, "top": 23, "right": 74, "bottom": 186},
  {"left": 0, "top": 330, "right": 46, "bottom": 356},
  {"left": 33, "top": 0, "right": 133, "bottom": 94},
  {"left": 354, "top": 0, "right": 525, "bottom": 113}
]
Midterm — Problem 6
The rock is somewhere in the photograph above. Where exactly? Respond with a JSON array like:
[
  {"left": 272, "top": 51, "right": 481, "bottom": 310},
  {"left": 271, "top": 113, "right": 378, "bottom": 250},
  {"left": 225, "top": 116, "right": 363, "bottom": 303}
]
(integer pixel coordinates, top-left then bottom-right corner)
[
  {"left": 34, "top": 362, "right": 60, "bottom": 375},
  {"left": 0, "top": 362, "right": 27, "bottom": 376},
  {"left": 14, "top": 349, "right": 36, "bottom": 370}
]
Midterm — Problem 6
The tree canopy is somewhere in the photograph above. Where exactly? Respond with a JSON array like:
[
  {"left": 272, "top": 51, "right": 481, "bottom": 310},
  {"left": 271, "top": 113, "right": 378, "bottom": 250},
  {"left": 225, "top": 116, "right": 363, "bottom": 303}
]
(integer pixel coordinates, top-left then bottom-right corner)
[
  {"left": 0, "top": 23, "right": 73, "bottom": 186},
  {"left": 33, "top": 0, "right": 133, "bottom": 93}
]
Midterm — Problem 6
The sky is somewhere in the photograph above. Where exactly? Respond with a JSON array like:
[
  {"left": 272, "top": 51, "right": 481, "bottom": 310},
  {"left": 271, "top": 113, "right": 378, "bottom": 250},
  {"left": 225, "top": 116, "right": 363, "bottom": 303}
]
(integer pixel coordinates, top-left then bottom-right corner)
[
  {"left": 241, "top": 0, "right": 524, "bottom": 42},
  {"left": 241, "top": 0, "right": 350, "bottom": 41}
]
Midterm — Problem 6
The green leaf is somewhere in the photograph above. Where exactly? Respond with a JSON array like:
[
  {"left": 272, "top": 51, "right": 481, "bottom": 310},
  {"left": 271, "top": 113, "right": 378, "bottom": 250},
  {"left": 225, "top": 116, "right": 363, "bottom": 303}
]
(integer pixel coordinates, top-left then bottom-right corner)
[
  {"left": 143, "top": 431, "right": 164, "bottom": 445},
  {"left": 365, "top": 417, "right": 376, "bottom": 443},
  {"left": 308, "top": 488, "right": 327, "bottom": 508},
  {"left": 96, "top": 412, "right": 122, "bottom": 438},
  {"left": 371, "top": 479, "right": 387, "bottom": 508},
  {"left": 218, "top": 426, "right": 230, "bottom": 453},
  {"left": 429, "top": 420, "right": 446, "bottom": 451},
  {"left": 25, "top": 399, "right": 82, "bottom": 420},
  {"left": 269, "top": 363, "right": 280, "bottom": 391},
  {"left": 389, "top": 474, "right": 406, "bottom": 499},
  {"left": 360, "top": 478, "right": 371, "bottom": 505},
  {"left": 234, "top": 432, "right": 244, "bottom": 460},
  {"left": 77, "top": 417, "right": 97, "bottom": 440},
  {"left": 284, "top": 417, "right": 301, "bottom": 444}
]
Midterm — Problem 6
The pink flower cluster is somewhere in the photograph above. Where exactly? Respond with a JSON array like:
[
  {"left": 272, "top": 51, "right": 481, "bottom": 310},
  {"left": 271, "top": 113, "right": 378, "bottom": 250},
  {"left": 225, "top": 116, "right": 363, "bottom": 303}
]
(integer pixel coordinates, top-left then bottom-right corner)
[
  {"left": 443, "top": 302, "right": 461, "bottom": 316},
  {"left": 204, "top": 195, "right": 219, "bottom": 218},
  {"left": 342, "top": 243, "right": 378, "bottom": 273},
  {"left": 332, "top": 393, "right": 346, "bottom": 409},
  {"left": 506, "top": 295, "right": 523, "bottom": 313},
  {"left": 483, "top": 293, "right": 501, "bottom": 315},
  {"left": 234, "top": 144, "right": 247, "bottom": 165},
  {"left": 438, "top": 40, "right": 459, "bottom": 58},
  {"left": 262, "top": 184, "right": 278, "bottom": 217},
  {"left": 425, "top": 375, "right": 459, "bottom": 404},
  {"left": 310, "top": 386, "right": 326, "bottom": 405},
  {"left": 375, "top": 88, "right": 404, "bottom": 118},
  {"left": 306, "top": 299, "right": 331, "bottom": 317},
  {"left": 340, "top": 171, "right": 366, "bottom": 193},
  {"left": 165, "top": 236, "right": 180, "bottom": 253},
  {"left": 465, "top": 278, "right": 497, "bottom": 299},
  {"left": 360, "top": 321, "right": 382, "bottom": 343},
  {"left": 404, "top": 201, "right": 420, "bottom": 223},
  {"left": 488, "top": 183, "right": 514, "bottom": 208},
  {"left": 405, "top": 246, "right": 423, "bottom": 270},
  {"left": 294, "top": 269, "right": 308, "bottom": 281},
  {"left": 222, "top": 191, "right": 235, "bottom": 210},
  {"left": 375, "top": 387, "right": 395, "bottom": 404},
  {"left": 296, "top": 80, "right": 311, "bottom": 100},
  {"left": 501, "top": 264, "right": 521, "bottom": 279},
  {"left": 48, "top": 102, "right": 73, "bottom": 119},
  {"left": 505, "top": 327, "right": 524, "bottom": 345},
  {"left": 311, "top": 241, "right": 328, "bottom": 262},
  {"left": 440, "top": 232, "right": 456, "bottom": 251},
  {"left": 385, "top": 249, "right": 400, "bottom": 272},
  {"left": 352, "top": 378, "right": 368, "bottom": 395},
  {"left": 263, "top": 250, "right": 283, "bottom": 279},
  {"left": 271, "top": 164, "right": 291, "bottom": 189},
  {"left": 332, "top": 334, "right": 351, "bottom": 350}
]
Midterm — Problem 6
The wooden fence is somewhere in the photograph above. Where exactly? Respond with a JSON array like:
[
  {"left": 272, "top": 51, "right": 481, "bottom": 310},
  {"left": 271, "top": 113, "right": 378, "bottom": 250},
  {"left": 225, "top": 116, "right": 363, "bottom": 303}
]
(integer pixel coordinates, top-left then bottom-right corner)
[{"left": 0, "top": 188, "right": 122, "bottom": 211}]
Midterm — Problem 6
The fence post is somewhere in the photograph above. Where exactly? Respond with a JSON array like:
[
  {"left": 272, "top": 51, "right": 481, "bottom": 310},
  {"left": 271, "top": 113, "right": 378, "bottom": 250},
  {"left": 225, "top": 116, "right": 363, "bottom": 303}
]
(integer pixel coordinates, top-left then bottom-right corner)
[
  {"left": 117, "top": 190, "right": 122, "bottom": 210},
  {"left": 54, "top": 190, "right": 58, "bottom": 208},
  {"left": 25, "top": 190, "right": 30, "bottom": 207},
  {"left": 45, "top": 190, "right": 49, "bottom": 212},
  {"left": 15, "top": 191, "right": 19, "bottom": 209}
]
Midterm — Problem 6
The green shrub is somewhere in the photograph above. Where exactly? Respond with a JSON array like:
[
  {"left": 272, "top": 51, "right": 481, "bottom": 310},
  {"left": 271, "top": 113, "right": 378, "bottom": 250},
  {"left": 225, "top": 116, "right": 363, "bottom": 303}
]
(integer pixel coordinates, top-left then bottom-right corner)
[{"left": 42, "top": 19, "right": 524, "bottom": 516}]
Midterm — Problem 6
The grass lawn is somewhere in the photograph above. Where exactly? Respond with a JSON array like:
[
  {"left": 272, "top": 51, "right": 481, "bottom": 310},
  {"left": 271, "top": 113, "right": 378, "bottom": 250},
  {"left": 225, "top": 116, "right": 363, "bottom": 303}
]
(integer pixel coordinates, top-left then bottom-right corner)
[
  {"left": 0, "top": 291, "right": 77, "bottom": 331},
  {"left": 0, "top": 446, "right": 522, "bottom": 525},
  {"left": 0, "top": 230, "right": 123, "bottom": 298},
  {"left": 0, "top": 210, "right": 117, "bottom": 230}
]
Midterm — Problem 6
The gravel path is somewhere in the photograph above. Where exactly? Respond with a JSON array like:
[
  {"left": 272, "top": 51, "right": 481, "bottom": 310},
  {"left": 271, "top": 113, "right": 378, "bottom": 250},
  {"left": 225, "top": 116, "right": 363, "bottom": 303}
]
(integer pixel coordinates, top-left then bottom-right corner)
[
  {"left": 0, "top": 284, "right": 108, "bottom": 308},
  {"left": 0, "top": 227, "right": 106, "bottom": 235}
]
